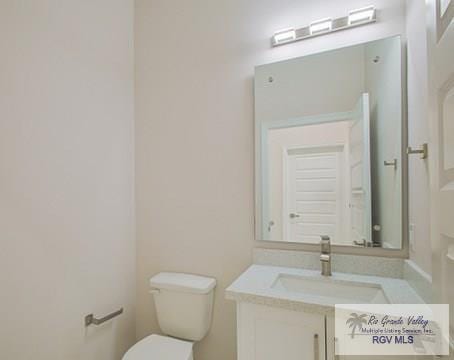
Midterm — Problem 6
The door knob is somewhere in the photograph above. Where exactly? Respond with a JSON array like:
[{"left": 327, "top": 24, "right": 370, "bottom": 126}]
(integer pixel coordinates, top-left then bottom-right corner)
[{"left": 289, "top": 213, "right": 300, "bottom": 219}]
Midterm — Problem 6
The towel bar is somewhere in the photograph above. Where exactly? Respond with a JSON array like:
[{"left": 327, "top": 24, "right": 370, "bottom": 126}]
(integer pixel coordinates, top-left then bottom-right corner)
[{"left": 85, "top": 308, "right": 123, "bottom": 327}]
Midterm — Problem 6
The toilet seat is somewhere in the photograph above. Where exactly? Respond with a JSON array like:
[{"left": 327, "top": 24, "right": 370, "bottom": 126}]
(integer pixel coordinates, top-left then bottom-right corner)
[{"left": 123, "top": 334, "right": 193, "bottom": 360}]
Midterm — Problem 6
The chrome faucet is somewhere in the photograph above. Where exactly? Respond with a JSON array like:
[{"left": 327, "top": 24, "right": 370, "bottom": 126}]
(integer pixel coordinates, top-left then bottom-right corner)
[{"left": 320, "top": 235, "right": 332, "bottom": 276}]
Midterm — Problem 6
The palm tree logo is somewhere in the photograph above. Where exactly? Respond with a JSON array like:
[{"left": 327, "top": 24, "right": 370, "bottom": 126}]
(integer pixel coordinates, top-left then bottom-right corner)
[{"left": 346, "top": 313, "right": 368, "bottom": 338}]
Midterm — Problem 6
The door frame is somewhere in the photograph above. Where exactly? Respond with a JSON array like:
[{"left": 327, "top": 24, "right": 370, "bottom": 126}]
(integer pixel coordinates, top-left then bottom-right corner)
[{"left": 426, "top": 0, "right": 454, "bottom": 352}]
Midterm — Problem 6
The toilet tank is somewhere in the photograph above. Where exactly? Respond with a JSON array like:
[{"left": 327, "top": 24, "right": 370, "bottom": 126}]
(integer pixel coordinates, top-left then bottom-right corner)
[{"left": 149, "top": 272, "right": 216, "bottom": 342}]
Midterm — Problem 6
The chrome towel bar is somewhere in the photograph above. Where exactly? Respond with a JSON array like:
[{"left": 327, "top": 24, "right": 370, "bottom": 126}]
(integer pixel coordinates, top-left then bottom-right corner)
[
  {"left": 407, "top": 143, "right": 428, "bottom": 159},
  {"left": 85, "top": 308, "right": 123, "bottom": 327}
]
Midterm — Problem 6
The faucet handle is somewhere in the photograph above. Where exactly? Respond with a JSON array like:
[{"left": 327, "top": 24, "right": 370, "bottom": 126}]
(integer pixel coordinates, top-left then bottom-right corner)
[{"left": 320, "top": 235, "right": 331, "bottom": 253}]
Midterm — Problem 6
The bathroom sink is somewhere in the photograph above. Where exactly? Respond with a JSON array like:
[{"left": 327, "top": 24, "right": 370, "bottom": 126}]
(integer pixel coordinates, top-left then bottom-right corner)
[{"left": 271, "top": 274, "right": 389, "bottom": 304}]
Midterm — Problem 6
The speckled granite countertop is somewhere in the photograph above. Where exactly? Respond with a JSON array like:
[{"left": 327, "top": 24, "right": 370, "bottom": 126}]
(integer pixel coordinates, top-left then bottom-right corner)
[{"left": 225, "top": 265, "right": 425, "bottom": 315}]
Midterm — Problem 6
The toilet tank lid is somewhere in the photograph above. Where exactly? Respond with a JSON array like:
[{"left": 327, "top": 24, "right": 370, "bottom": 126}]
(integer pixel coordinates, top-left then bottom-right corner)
[{"left": 150, "top": 272, "right": 216, "bottom": 294}]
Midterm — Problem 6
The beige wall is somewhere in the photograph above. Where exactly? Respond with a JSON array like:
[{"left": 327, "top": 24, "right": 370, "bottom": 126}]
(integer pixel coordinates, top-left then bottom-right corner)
[
  {"left": 135, "top": 1, "right": 406, "bottom": 360},
  {"left": 405, "top": 0, "right": 432, "bottom": 275},
  {"left": 0, "top": 1, "right": 430, "bottom": 359},
  {"left": 0, "top": 1, "right": 136, "bottom": 360},
  {"left": 134, "top": 1, "right": 254, "bottom": 358}
]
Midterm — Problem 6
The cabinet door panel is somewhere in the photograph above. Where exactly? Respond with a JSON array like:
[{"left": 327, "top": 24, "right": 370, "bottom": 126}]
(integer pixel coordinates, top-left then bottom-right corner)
[
  {"left": 326, "top": 316, "right": 429, "bottom": 360},
  {"left": 238, "top": 303, "right": 325, "bottom": 360}
]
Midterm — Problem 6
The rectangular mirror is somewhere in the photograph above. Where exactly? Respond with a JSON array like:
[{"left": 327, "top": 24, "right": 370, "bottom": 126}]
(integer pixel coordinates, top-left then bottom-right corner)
[{"left": 255, "top": 36, "right": 405, "bottom": 250}]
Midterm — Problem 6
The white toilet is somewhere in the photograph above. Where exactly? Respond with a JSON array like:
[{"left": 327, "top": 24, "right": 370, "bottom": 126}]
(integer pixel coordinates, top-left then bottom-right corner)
[{"left": 123, "top": 272, "right": 216, "bottom": 360}]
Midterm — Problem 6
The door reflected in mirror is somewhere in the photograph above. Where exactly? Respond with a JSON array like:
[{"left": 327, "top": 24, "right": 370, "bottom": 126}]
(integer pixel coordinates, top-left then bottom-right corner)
[{"left": 255, "top": 36, "right": 404, "bottom": 249}]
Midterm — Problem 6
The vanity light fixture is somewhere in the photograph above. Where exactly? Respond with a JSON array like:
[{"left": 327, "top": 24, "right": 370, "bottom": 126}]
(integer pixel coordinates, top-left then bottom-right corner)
[
  {"left": 272, "top": 28, "right": 296, "bottom": 45},
  {"left": 348, "top": 6, "right": 376, "bottom": 25},
  {"left": 310, "top": 18, "right": 333, "bottom": 35},
  {"left": 271, "top": 5, "right": 376, "bottom": 47}
]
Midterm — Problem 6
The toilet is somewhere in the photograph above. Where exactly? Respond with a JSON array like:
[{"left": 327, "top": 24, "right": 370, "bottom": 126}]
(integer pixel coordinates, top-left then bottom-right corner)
[{"left": 123, "top": 272, "right": 216, "bottom": 360}]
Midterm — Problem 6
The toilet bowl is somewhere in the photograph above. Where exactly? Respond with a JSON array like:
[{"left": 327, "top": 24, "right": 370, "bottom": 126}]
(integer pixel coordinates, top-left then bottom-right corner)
[
  {"left": 122, "top": 334, "right": 193, "bottom": 360},
  {"left": 122, "top": 272, "right": 216, "bottom": 360}
]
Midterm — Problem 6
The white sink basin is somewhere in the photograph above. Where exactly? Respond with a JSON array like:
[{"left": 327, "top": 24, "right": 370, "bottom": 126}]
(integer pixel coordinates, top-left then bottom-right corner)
[{"left": 272, "top": 274, "right": 389, "bottom": 304}]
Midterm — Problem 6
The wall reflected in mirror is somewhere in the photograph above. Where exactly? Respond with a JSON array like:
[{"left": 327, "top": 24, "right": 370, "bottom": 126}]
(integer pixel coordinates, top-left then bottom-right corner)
[{"left": 255, "top": 36, "right": 404, "bottom": 249}]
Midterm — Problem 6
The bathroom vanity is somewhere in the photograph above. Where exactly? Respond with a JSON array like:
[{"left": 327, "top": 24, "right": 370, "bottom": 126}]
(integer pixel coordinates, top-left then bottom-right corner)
[
  {"left": 226, "top": 252, "right": 427, "bottom": 360},
  {"left": 240, "top": 28, "right": 444, "bottom": 360}
]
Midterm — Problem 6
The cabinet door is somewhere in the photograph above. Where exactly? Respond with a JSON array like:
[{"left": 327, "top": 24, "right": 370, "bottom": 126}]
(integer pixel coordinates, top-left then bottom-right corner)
[
  {"left": 237, "top": 303, "right": 325, "bottom": 360},
  {"left": 325, "top": 316, "right": 428, "bottom": 360}
]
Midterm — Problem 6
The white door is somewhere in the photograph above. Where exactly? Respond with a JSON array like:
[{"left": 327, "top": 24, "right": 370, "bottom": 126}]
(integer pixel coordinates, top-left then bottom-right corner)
[
  {"left": 348, "top": 94, "right": 372, "bottom": 246},
  {"left": 237, "top": 303, "right": 326, "bottom": 360},
  {"left": 426, "top": 0, "right": 454, "bottom": 354},
  {"left": 284, "top": 146, "right": 343, "bottom": 243}
]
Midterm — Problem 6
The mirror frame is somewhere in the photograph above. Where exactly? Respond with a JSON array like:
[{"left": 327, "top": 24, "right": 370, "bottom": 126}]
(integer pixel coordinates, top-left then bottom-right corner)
[{"left": 254, "top": 35, "right": 409, "bottom": 257}]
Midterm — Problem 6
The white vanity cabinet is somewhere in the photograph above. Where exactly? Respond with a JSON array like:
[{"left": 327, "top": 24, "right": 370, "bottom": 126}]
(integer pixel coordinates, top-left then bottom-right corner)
[
  {"left": 237, "top": 305, "right": 415, "bottom": 360},
  {"left": 229, "top": 266, "right": 427, "bottom": 360},
  {"left": 237, "top": 302, "right": 325, "bottom": 360},
  {"left": 325, "top": 317, "right": 418, "bottom": 360}
]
